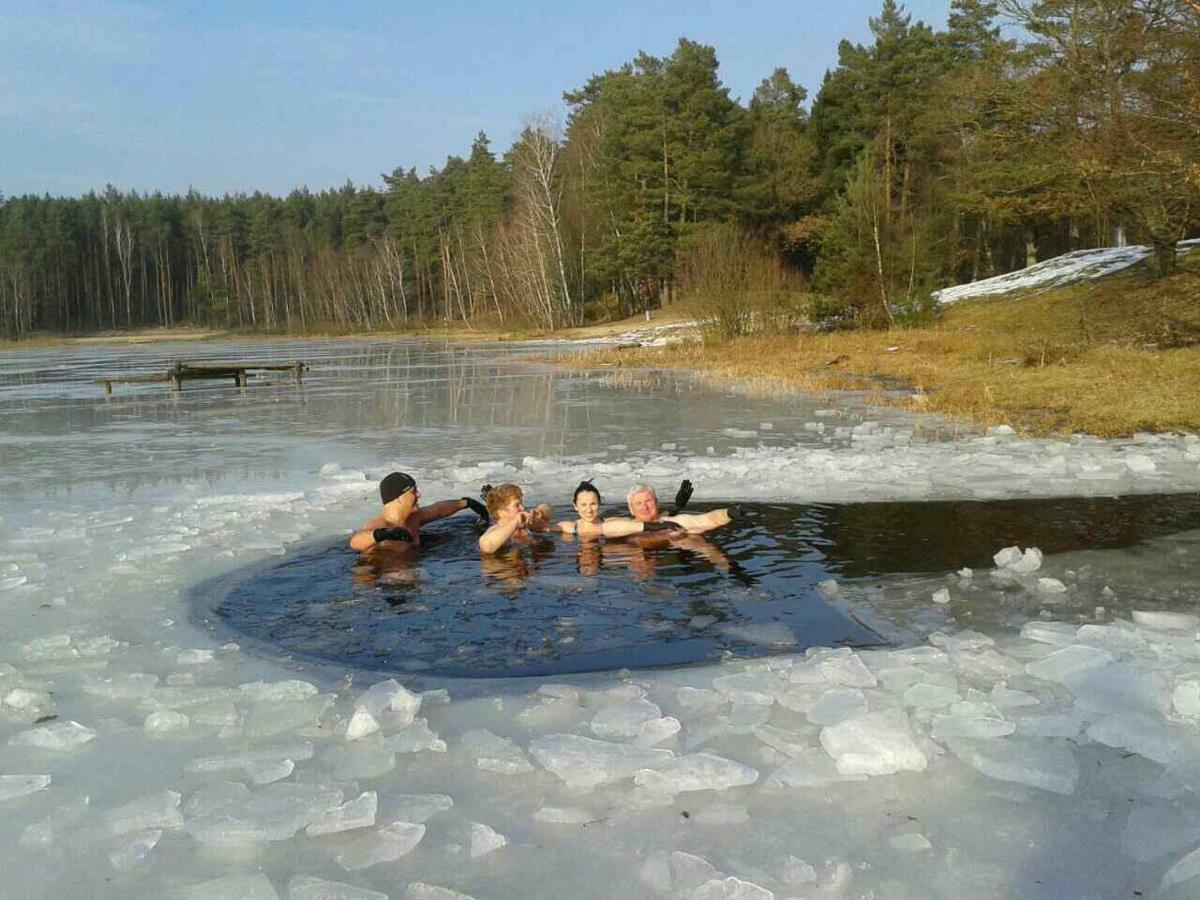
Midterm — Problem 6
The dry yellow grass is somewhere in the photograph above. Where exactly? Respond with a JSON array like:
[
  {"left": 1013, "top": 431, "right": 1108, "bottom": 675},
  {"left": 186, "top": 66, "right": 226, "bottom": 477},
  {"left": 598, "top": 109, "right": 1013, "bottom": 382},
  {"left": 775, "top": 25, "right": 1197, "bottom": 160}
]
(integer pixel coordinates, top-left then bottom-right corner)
[{"left": 561, "top": 264, "right": 1200, "bottom": 437}]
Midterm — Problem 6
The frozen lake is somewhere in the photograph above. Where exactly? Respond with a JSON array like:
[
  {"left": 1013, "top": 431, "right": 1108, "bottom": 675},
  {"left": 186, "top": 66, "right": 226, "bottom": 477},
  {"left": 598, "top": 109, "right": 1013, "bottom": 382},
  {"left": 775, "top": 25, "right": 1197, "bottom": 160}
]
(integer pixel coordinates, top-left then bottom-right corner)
[{"left": 3, "top": 338, "right": 1200, "bottom": 899}]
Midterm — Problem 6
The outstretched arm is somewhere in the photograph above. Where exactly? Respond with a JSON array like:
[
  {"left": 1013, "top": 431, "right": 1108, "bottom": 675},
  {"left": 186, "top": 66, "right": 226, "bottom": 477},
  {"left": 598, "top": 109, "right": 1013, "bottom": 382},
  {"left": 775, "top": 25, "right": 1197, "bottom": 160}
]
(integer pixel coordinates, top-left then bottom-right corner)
[
  {"left": 662, "top": 508, "right": 732, "bottom": 535},
  {"left": 413, "top": 497, "right": 487, "bottom": 527},
  {"left": 597, "top": 518, "right": 686, "bottom": 538}
]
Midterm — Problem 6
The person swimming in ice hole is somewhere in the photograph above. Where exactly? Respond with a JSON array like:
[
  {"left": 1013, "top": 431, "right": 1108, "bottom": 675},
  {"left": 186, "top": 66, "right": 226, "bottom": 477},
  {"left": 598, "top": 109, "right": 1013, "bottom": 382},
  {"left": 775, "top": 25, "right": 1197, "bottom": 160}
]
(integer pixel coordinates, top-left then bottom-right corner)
[
  {"left": 540, "top": 480, "right": 685, "bottom": 540},
  {"left": 350, "top": 471, "right": 489, "bottom": 552},
  {"left": 626, "top": 480, "right": 742, "bottom": 534},
  {"left": 476, "top": 483, "right": 555, "bottom": 554}
]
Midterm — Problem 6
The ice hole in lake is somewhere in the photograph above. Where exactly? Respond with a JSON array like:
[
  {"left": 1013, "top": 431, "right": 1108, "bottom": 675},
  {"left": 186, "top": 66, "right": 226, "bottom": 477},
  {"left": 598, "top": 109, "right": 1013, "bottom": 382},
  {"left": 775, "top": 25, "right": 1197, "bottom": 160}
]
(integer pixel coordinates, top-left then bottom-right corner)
[{"left": 195, "top": 494, "right": 1200, "bottom": 679}]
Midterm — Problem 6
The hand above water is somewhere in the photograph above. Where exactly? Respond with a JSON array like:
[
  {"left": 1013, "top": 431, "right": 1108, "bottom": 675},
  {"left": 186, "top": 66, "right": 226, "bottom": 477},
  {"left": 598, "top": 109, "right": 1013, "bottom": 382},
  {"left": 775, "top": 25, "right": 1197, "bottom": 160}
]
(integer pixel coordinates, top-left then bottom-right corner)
[
  {"left": 372, "top": 526, "right": 413, "bottom": 544},
  {"left": 670, "top": 478, "right": 694, "bottom": 515}
]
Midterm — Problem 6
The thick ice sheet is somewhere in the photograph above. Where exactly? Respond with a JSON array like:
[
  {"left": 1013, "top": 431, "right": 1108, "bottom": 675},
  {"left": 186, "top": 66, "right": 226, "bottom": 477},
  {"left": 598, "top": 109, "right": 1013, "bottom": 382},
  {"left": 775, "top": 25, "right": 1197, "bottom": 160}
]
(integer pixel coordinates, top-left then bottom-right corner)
[{"left": 1, "top": 339, "right": 1199, "bottom": 899}]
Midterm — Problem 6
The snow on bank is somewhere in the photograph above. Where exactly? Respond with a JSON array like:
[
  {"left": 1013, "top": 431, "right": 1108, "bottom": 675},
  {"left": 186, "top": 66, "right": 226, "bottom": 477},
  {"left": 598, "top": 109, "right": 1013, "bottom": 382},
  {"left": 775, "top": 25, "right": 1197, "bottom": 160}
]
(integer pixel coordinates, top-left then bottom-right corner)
[
  {"left": 3, "top": 342, "right": 1200, "bottom": 898},
  {"left": 933, "top": 238, "right": 1200, "bottom": 306}
]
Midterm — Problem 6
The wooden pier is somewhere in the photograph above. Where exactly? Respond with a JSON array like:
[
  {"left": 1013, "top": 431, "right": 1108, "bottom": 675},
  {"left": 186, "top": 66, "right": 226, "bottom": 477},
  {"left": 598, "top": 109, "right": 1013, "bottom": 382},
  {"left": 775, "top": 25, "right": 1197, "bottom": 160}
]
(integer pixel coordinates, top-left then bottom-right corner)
[{"left": 97, "top": 360, "right": 307, "bottom": 394}]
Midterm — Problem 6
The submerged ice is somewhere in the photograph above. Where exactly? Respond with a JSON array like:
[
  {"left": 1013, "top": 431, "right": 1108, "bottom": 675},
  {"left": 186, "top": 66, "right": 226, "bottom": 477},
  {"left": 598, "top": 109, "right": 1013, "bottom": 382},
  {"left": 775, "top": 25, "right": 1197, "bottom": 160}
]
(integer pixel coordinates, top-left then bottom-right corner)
[{"left": 1, "top": 339, "right": 1200, "bottom": 898}]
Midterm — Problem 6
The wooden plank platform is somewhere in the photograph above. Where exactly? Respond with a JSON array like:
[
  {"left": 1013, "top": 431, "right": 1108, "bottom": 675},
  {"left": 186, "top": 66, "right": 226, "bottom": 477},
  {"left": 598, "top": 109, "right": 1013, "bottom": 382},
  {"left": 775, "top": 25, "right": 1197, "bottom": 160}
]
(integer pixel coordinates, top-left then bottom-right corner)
[{"left": 96, "top": 360, "right": 307, "bottom": 394}]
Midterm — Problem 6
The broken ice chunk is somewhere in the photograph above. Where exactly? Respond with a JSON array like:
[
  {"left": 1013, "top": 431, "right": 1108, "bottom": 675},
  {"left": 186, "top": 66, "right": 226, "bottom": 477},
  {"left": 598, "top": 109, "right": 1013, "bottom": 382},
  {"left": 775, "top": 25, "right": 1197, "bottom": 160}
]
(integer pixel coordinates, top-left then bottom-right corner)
[
  {"left": 889, "top": 832, "right": 932, "bottom": 852},
  {"left": 690, "top": 876, "right": 774, "bottom": 899},
  {"left": 1132, "top": 610, "right": 1199, "bottom": 632},
  {"left": 390, "top": 794, "right": 453, "bottom": 823},
  {"left": 806, "top": 688, "right": 868, "bottom": 726},
  {"left": 945, "top": 736, "right": 1079, "bottom": 794},
  {"left": 712, "top": 672, "right": 781, "bottom": 706},
  {"left": 931, "top": 588, "right": 950, "bottom": 605},
  {"left": 1087, "top": 713, "right": 1190, "bottom": 765},
  {"left": 1009, "top": 547, "right": 1043, "bottom": 574},
  {"left": 238, "top": 680, "right": 318, "bottom": 703},
  {"left": 636, "top": 753, "right": 758, "bottom": 793},
  {"left": 108, "top": 829, "right": 162, "bottom": 871},
  {"left": 765, "top": 749, "right": 868, "bottom": 789},
  {"left": 333, "top": 744, "right": 396, "bottom": 781},
  {"left": 175, "top": 874, "right": 279, "bottom": 899},
  {"left": 634, "top": 716, "right": 681, "bottom": 748},
  {"left": 1173, "top": 681, "right": 1200, "bottom": 718},
  {"left": 346, "top": 708, "right": 380, "bottom": 741},
  {"left": 335, "top": 821, "right": 425, "bottom": 871},
  {"left": 677, "top": 687, "right": 725, "bottom": 711},
  {"left": 355, "top": 679, "right": 422, "bottom": 726},
  {"left": 469, "top": 821, "right": 507, "bottom": 858},
  {"left": 245, "top": 758, "right": 294, "bottom": 785},
  {"left": 459, "top": 729, "right": 533, "bottom": 774},
  {"left": 1161, "top": 845, "right": 1200, "bottom": 893},
  {"left": 288, "top": 875, "right": 389, "bottom": 900},
  {"left": 528, "top": 733, "right": 673, "bottom": 789},
  {"left": 383, "top": 719, "right": 447, "bottom": 753},
  {"left": 144, "top": 710, "right": 190, "bottom": 735},
  {"left": 405, "top": 885, "right": 477, "bottom": 900},
  {"left": 306, "top": 790, "right": 378, "bottom": 837},
  {"left": 590, "top": 698, "right": 663, "bottom": 739},
  {"left": 671, "top": 851, "right": 722, "bottom": 892},
  {"left": 185, "top": 783, "right": 343, "bottom": 843},
  {"left": 992, "top": 546, "right": 1023, "bottom": 568},
  {"left": 1036, "top": 577, "right": 1067, "bottom": 594},
  {"left": 931, "top": 715, "right": 1015, "bottom": 740},
  {"left": 183, "top": 782, "right": 250, "bottom": 818},
  {"left": 9, "top": 720, "right": 96, "bottom": 751},
  {"left": 820, "top": 710, "right": 927, "bottom": 776},
  {"left": 104, "top": 790, "right": 183, "bottom": 835},
  {"left": 185, "top": 743, "right": 314, "bottom": 773},
  {"left": 532, "top": 806, "right": 593, "bottom": 824},
  {"left": 903, "top": 683, "right": 960, "bottom": 710},
  {"left": 177, "top": 649, "right": 215, "bottom": 665},
  {"left": 0, "top": 774, "right": 51, "bottom": 802},
  {"left": 1024, "top": 645, "right": 1113, "bottom": 683},
  {"left": 810, "top": 648, "right": 877, "bottom": 688}
]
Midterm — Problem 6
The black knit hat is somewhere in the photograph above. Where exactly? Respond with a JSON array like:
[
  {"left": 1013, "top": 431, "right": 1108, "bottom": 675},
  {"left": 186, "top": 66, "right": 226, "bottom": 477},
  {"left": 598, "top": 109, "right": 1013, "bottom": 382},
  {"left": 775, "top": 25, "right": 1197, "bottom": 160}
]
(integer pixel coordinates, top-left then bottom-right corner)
[{"left": 380, "top": 471, "right": 417, "bottom": 504}]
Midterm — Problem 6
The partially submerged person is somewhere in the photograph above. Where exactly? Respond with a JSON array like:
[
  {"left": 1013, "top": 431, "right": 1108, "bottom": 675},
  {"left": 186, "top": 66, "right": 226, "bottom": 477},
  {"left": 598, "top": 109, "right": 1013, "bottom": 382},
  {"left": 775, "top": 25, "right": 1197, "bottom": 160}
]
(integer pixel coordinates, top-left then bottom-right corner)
[
  {"left": 477, "top": 483, "right": 554, "bottom": 554},
  {"left": 350, "top": 471, "right": 489, "bottom": 552},
  {"left": 626, "top": 481, "right": 739, "bottom": 534},
  {"left": 543, "top": 480, "right": 684, "bottom": 540}
]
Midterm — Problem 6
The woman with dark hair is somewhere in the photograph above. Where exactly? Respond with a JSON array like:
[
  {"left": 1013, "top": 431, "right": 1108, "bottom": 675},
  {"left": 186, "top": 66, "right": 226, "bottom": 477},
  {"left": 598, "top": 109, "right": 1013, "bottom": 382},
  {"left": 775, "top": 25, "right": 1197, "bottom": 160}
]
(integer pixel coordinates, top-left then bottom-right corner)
[{"left": 543, "top": 480, "right": 682, "bottom": 539}]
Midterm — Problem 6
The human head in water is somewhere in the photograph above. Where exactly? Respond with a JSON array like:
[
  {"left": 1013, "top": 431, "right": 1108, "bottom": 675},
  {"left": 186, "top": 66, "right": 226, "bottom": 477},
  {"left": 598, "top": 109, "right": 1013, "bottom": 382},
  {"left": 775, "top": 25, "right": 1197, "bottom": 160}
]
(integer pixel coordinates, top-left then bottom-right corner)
[
  {"left": 379, "top": 471, "right": 420, "bottom": 515},
  {"left": 627, "top": 483, "right": 659, "bottom": 522},
  {"left": 484, "top": 483, "right": 525, "bottom": 522},
  {"left": 573, "top": 480, "right": 602, "bottom": 524}
]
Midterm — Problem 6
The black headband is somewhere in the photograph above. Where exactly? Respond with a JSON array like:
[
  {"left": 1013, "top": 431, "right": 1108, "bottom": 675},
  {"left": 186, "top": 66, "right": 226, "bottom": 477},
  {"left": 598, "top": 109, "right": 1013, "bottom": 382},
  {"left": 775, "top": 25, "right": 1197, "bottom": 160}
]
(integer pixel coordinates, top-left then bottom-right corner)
[{"left": 380, "top": 471, "right": 417, "bottom": 504}]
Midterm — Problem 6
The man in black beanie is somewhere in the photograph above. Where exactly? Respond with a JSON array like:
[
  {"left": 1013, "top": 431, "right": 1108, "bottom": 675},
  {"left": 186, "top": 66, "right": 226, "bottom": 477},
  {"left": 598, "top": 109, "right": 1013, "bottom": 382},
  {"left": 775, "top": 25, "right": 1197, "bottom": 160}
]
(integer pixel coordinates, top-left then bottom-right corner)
[{"left": 349, "top": 471, "right": 489, "bottom": 552}]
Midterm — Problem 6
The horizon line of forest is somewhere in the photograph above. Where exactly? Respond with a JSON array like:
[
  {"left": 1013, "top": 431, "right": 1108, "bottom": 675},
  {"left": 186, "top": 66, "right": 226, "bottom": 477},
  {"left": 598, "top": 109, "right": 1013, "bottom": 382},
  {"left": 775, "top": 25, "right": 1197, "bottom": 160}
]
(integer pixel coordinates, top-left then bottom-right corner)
[{"left": 1, "top": 0, "right": 1197, "bottom": 340}]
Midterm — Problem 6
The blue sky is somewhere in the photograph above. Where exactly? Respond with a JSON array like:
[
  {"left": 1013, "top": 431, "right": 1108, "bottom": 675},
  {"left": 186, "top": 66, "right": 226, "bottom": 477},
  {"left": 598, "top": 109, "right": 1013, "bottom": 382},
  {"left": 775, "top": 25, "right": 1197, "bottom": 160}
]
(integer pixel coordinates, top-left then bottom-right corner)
[{"left": 2, "top": 0, "right": 954, "bottom": 198}]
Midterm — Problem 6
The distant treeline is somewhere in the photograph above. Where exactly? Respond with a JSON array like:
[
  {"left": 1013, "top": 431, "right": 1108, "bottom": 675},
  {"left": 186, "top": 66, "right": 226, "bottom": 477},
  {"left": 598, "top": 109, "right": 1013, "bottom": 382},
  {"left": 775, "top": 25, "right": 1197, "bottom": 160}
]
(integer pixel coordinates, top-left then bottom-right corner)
[{"left": 2, "top": 0, "right": 1197, "bottom": 339}]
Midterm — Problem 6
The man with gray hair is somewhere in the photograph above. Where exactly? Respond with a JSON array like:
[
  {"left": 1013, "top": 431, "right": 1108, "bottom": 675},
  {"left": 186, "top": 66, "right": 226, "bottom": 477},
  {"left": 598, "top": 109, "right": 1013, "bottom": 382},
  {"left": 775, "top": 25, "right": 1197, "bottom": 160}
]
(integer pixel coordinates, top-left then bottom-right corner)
[{"left": 626, "top": 480, "right": 735, "bottom": 535}]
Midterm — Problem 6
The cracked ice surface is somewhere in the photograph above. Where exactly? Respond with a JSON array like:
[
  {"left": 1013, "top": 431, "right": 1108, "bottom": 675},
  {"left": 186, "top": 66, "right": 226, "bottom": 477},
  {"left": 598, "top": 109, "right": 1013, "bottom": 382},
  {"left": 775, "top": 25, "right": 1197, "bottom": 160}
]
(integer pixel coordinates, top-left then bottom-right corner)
[{"left": 2, "top": 339, "right": 1200, "bottom": 899}]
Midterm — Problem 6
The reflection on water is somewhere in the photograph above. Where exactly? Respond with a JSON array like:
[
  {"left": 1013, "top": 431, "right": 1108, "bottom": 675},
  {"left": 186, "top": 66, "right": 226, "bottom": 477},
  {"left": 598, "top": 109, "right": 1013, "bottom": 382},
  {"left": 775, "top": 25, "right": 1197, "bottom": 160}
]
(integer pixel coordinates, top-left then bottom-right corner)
[
  {"left": 0, "top": 339, "right": 849, "bottom": 495},
  {"left": 199, "top": 492, "right": 1200, "bottom": 679}
]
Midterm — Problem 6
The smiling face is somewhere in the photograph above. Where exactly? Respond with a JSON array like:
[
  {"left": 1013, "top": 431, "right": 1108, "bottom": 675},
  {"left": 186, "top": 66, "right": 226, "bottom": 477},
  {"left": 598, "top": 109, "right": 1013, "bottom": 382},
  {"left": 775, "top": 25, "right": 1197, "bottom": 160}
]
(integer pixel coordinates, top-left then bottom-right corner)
[
  {"left": 628, "top": 489, "right": 659, "bottom": 522},
  {"left": 573, "top": 489, "right": 601, "bottom": 524}
]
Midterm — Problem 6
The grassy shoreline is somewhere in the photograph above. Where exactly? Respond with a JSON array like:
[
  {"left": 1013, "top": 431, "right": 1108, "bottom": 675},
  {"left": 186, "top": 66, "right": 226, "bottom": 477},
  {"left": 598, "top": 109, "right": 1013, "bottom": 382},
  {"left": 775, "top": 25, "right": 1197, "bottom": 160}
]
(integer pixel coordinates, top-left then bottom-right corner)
[
  {"left": 5, "top": 267, "right": 1197, "bottom": 438},
  {"left": 557, "top": 266, "right": 1200, "bottom": 438}
]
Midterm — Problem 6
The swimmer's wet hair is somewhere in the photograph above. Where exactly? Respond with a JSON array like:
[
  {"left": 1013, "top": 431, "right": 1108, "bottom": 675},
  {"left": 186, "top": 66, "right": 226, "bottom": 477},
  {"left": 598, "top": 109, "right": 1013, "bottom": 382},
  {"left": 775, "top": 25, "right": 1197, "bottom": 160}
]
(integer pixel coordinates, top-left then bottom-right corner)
[
  {"left": 573, "top": 479, "right": 601, "bottom": 504},
  {"left": 484, "top": 483, "right": 524, "bottom": 520},
  {"left": 626, "top": 483, "right": 657, "bottom": 505}
]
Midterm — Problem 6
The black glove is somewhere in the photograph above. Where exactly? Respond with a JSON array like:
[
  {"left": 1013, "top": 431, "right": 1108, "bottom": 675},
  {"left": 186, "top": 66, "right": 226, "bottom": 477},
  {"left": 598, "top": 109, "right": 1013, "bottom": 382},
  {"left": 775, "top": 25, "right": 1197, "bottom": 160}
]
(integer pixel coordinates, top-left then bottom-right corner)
[
  {"left": 480, "top": 484, "right": 493, "bottom": 501},
  {"left": 670, "top": 478, "right": 694, "bottom": 515},
  {"left": 462, "top": 497, "right": 489, "bottom": 521},
  {"left": 726, "top": 504, "right": 748, "bottom": 522},
  {"left": 372, "top": 526, "right": 413, "bottom": 544},
  {"left": 644, "top": 519, "right": 685, "bottom": 534}
]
